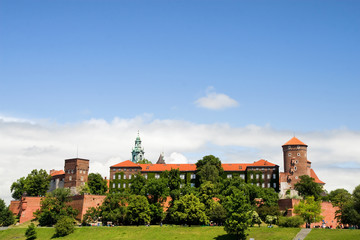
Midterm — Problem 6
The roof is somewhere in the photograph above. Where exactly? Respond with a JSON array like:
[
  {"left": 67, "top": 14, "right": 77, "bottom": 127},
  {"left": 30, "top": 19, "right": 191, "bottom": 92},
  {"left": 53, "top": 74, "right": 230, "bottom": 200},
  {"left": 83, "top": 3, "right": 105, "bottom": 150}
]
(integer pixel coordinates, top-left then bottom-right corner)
[
  {"left": 282, "top": 137, "right": 307, "bottom": 146},
  {"left": 222, "top": 163, "right": 248, "bottom": 171},
  {"left": 141, "top": 164, "right": 197, "bottom": 172},
  {"left": 250, "top": 159, "right": 277, "bottom": 167},
  {"left": 310, "top": 168, "right": 325, "bottom": 184},
  {"left": 111, "top": 160, "right": 141, "bottom": 168},
  {"left": 50, "top": 170, "right": 65, "bottom": 177}
]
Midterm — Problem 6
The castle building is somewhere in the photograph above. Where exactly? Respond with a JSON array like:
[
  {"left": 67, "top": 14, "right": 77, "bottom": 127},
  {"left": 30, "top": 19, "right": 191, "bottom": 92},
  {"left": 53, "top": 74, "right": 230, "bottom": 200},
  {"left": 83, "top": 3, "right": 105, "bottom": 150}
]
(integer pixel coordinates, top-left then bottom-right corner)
[
  {"left": 131, "top": 133, "right": 145, "bottom": 163},
  {"left": 279, "top": 137, "right": 324, "bottom": 197}
]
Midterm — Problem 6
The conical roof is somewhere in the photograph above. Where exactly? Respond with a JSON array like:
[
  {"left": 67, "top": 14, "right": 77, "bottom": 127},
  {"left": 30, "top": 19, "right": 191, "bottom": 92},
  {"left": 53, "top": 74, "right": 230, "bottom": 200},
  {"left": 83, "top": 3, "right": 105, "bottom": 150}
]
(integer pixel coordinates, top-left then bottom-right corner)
[{"left": 282, "top": 137, "right": 307, "bottom": 146}]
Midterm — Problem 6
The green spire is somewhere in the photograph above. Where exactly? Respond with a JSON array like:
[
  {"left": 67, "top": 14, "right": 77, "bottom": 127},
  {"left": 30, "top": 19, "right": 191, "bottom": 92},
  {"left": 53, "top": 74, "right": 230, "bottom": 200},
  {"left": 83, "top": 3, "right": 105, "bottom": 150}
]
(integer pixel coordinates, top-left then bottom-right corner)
[{"left": 131, "top": 131, "right": 145, "bottom": 163}]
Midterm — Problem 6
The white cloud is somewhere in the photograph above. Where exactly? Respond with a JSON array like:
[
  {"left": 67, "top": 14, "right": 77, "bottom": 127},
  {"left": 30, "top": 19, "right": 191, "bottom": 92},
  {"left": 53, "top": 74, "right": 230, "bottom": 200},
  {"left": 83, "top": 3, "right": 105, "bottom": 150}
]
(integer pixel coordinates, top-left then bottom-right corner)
[
  {"left": 195, "top": 88, "right": 239, "bottom": 110},
  {"left": 0, "top": 115, "right": 359, "bottom": 205}
]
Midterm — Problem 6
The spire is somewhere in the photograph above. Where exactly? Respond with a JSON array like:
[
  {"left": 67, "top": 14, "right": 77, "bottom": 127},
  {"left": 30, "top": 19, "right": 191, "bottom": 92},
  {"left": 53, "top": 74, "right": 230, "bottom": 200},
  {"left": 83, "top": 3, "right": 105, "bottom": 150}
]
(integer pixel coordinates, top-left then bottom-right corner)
[
  {"left": 156, "top": 152, "right": 166, "bottom": 164},
  {"left": 131, "top": 132, "right": 145, "bottom": 163}
]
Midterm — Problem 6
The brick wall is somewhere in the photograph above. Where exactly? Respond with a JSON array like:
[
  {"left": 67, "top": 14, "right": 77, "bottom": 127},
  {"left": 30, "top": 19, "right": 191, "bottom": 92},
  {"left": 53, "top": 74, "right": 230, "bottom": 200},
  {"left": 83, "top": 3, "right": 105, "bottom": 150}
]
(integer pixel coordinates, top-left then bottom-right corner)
[
  {"left": 68, "top": 195, "right": 106, "bottom": 221},
  {"left": 9, "top": 200, "right": 20, "bottom": 215},
  {"left": 18, "top": 197, "right": 42, "bottom": 224}
]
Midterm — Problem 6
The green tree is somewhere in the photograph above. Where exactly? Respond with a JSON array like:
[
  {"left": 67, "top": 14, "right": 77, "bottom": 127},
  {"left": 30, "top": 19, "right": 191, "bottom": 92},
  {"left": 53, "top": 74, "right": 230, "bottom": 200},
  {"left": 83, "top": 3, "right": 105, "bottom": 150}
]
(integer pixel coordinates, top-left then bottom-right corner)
[
  {"left": 294, "top": 175, "right": 323, "bottom": 200},
  {"left": 99, "top": 192, "right": 128, "bottom": 225},
  {"left": 149, "top": 202, "right": 165, "bottom": 224},
  {"left": 25, "top": 222, "right": 37, "bottom": 240},
  {"left": 54, "top": 216, "right": 75, "bottom": 237},
  {"left": 256, "top": 205, "right": 280, "bottom": 222},
  {"left": 169, "top": 193, "right": 209, "bottom": 226},
  {"left": 223, "top": 190, "right": 252, "bottom": 240},
  {"left": 137, "top": 159, "right": 152, "bottom": 164},
  {"left": 196, "top": 155, "right": 223, "bottom": 184},
  {"left": 11, "top": 170, "right": 51, "bottom": 199},
  {"left": 163, "top": 169, "right": 181, "bottom": 201},
  {"left": 34, "top": 188, "right": 78, "bottom": 226},
  {"left": 129, "top": 173, "right": 147, "bottom": 195},
  {"left": 0, "top": 198, "right": 15, "bottom": 226},
  {"left": 82, "top": 207, "right": 101, "bottom": 225},
  {"left": 329, "top": 188, "right": 352, "bottom": 224},
  {"left": 249, "top": 211, "right": 262, "bottom": 227},
  {"left": 199, "top": 181, "right": 217, "bottom": 209},
  {"left": 265, "top": 215, "right": 277, "bottom": 226},
  {"left": 294, "top": 196, "right": 323, "bottom": 225},
  {"left": 208, "top": 201, "right": 227, "bottom": 225},
  {"left": 88, "top": 173, "right": 108, "bottom": 195},
  {"left": 144, "top": 178, "right": 169, "bottom": 204},
  {"left": 126, "top": 195, "right": 151, "bottom": 225},
  {"left": 278, "top": 216, "right": 304, "bottom": 228}
]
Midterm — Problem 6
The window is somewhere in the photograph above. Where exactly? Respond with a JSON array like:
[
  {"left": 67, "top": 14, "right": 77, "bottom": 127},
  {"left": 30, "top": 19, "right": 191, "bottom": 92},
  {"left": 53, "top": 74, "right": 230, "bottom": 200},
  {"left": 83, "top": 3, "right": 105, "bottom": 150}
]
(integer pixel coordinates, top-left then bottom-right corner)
[
  {"left": 124, "top": 175, "right": 127, "bottom": 180},
  {"left": 273, "top": 183, "right": 276, "bottom": 188},
  {"left": 69, "top": 176, "right": 72, "bottom": 181},
  {"left": 262, "top": 174, "right": 264, "bottom": 179},
  {"left": 71, "top": 170, "right": 74, "bottom": 174},
  {"left": 267, "top": 183, "right": 270, "bottom": 188},
  {"left": 180, "top": 184, "right": 184, "bottom": 188},
  {"left": 180, "top": 174, "right": 185, "bottom": 180},
  {"left": 267, "top": 174, "right": 271, "bottom": 179},
  {"left": 297, "top": 146, "right": 300, "bottom": 149},
  {"left": 297, "top": 153, "right": 300, "bottom": 156},
  {"left": 144, "top": 174, "right": 148, "bottom": 179},
  {"left": 155, "top": 174, "right": 160, "bottom": 179},
  {"left": 256, "top": 183, "right": 260, "bottom": 186},
  {"left": 294, "top": 166, "right": 297, "bottom": 171},
  {"left": 191, "top": 174, "right": 196, "bottom": 179},
  {"left": 129, "top": 174, "right": 132, "bottom": 179},
  {"left": 191, "top": 183, "right": 195, "bottom": 187},
  {"left": 129, "top": 183, "right": 132, "bottom": 187},
  {"left": 288, "top": 153, "right": 292, "bottom": 156},
  {"left": 124, "top": 168, "right": 127, "bottom": 171},
  {"left": 118, "top": 183, "right": 120, "bottom": 188},
  {"left": 112, "top": 183, "right": 115, "bottom": 188},
  {"left": 81, "top": 176, "right": 84, "bottom": 181},
  {"left": 79, "top": 170, "right": 82, "bottom": 174},
  {"left": 123, "top": 183, "right": 126, "bottom": 188},
  {"left": 273, "top": 174, "right": 276, "bottom": 179},
  {"left": 240, "top": 174, "right": 245, "bottom": 179},
  {"left": 251, "top": 174, "right": 254, "bottom": 179},
  {"left": 227, "top": 174, "right": 232, "bottom": 179},
  {"left": 113, "top": 175, "right": 116, "bottom": 180},
  {"left": 262, "top": 183, "right": 265, "bottom": 188},
  {"left": 256, "top": 174, "right": 259, "bottom": 179}
]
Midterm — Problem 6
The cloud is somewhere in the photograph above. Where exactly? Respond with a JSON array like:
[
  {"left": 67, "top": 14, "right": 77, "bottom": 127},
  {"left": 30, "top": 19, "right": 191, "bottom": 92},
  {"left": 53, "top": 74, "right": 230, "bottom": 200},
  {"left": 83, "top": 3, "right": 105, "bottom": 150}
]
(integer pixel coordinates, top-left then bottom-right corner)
[
  {"left": 195, "top": 88, "right": 239, "bottom": 110},
  {"left": 0, "top": 115, "right": 359, "bottom": 205}
]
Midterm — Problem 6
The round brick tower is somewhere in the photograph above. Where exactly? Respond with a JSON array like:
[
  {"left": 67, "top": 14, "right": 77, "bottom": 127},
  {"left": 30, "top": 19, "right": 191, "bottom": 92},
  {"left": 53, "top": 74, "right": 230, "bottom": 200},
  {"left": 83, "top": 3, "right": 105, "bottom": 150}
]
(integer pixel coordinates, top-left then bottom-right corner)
[{"left": 282, "top": 137, "right": 309, "bottom": 186}]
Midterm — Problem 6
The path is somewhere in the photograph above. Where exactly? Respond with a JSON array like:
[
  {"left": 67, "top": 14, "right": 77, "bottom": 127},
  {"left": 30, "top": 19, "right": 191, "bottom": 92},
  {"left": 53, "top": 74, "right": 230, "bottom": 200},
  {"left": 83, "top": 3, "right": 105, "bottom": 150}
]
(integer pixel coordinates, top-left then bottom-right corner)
[{"left": 293, "top": 228, "right": 312, "bottom": 240}]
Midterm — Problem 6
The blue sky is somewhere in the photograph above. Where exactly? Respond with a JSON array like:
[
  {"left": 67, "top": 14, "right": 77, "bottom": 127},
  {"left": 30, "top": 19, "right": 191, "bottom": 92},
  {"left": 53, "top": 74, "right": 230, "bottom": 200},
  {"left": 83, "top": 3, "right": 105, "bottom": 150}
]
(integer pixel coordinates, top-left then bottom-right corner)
[
  {"left": 1, "top": 0, "right": 360, "bottom": 204},
  {"left": 1, "top": 0, "right": 359, "bottom": 131}
]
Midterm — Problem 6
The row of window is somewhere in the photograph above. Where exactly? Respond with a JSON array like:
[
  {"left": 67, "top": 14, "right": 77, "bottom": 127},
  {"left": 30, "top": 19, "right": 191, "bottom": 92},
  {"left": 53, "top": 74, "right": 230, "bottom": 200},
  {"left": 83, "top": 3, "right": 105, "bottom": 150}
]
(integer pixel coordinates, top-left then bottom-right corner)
[
  {"left": 288, "top": 153, "right": 302, "bottom": 157},
  {"left": 227, "top": 174, "right": 245, "bottom": 179},
  {"left": 66, "top": 169, "right": 87, "bottom": 174},
  {"left": 251, "top": 182, "right": 277, "bottom": 188},
  {"left": 67, "top": 176, "right": 84, "bottom": 181},
  {"left": 112, "top": 168, "right": 137, "bottom": 172},
  {"left": 112, "top": 182, "right": 196, "bottom": 189},
  {"left": 248, "top": 167, "right": 277, "bottom": 171},
  {"left": 249, "top": 173, "right": 276, "bottom": 180},
  {"left": 113, "top": 173, "right": 197, "bottom": 180}
]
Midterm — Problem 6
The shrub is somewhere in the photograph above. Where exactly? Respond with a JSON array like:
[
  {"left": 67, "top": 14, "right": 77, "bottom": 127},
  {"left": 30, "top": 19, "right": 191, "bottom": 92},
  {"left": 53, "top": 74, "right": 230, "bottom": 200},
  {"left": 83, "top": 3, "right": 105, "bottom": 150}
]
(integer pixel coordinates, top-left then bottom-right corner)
[
  {"left": 278, "top": 216, "right": 304, "bottom": 228},
  {"left": 54, "top": 216, "right": 75, "bottom": 237},
  {"left": 25, "top": 223, "right": 37, "bottom": 240}
]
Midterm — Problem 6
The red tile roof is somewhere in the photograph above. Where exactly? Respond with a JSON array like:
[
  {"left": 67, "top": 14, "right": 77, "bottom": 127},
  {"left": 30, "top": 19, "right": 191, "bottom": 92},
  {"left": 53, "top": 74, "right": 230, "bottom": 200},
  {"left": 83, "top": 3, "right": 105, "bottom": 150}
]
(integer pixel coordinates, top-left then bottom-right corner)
[
  {"left": 250, "top": 159, "right": 277, "bottom": 167},
  {"left": 283, "top": 137, "right": 307, "bottom": 146},
  {"left": 111, "top": 160, "right": 141, "bottom": 168},
  {"left": 140, "top": 164, "right": 197, "bottom": 172},
  {"left": 50, "top": 170, "right": 65, "bottom": 176},
  {"left": 310, "top": 168, "right": 325, "bottom": 184},
  {"left": 222, "top": 163, "right": 248, "bottom": 171}
]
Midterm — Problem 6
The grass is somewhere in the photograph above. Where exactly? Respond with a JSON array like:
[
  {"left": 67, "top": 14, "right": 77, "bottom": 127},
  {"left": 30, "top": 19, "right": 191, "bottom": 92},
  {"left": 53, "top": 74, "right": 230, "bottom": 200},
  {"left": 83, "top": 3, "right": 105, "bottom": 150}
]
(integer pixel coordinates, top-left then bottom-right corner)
[
  {"left": 0, "top": 225, "right": 299, "bottom": 240},
  {"left": 305, "top": 228, "right": 360, "bottom": 240}
]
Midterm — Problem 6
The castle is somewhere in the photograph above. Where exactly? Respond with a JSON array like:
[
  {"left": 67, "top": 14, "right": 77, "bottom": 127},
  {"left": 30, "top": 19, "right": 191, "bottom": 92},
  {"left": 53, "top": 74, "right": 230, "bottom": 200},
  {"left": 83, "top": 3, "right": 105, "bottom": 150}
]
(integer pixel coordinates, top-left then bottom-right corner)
[{"left": 10, "top": 134, "right": 328, "bottom": 225}]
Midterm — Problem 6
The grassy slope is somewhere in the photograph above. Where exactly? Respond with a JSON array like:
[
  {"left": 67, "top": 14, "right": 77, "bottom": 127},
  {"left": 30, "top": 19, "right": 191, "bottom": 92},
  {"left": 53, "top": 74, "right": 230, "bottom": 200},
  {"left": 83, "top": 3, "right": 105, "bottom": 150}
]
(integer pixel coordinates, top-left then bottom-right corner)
[
  {"left": 305, "top": 228, "right": 360, "bottom": 240},
  {"left": 0, "top": 225, "right": 299, "bottom": 240}
]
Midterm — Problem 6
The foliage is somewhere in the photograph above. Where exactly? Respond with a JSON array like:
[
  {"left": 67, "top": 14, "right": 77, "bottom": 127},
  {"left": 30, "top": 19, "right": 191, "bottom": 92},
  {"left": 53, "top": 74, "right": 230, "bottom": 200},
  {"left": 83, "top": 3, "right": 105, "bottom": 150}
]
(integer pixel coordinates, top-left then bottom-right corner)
[
  {"left": 25, "top": 222, "right": 37, "bottom": 240},
  {"left": 54, "top": 216, "right": 75, "bottom": 237},
  {"left": 34, "top": 188, "right": 78, "bottom": 226},
  {"left": 278, "top": 216, "right": 305, "bottom": 228},
  {"left": 11, "top": 169, "right": 51, "bottom": 200},
  {"left": 256, "top": 187, "right": 279, "bottom": 207},
  {"left": 129, "top": 173, "right": 147, "bottom": 195},
  {"left": 294, "top": 196, "right": 323, "bottom": 225},
  {"left": 294, "top": 175, "right": 323, "bottom": 201},
  {"left": 265, "top": 215, "right": 277, "bottom": 226},
  {"left": 126, "top": 195, "right": 151, "bottom": 225},
  {"left": 0, "top": 198, "right": 15, "bottom": 226},
  {"left": 250, "top": 211, "right": 262, "bottom": 227},
  {"left": 208, "top": 201, "right": 227, "bottom": 225},
  {"left": 163, "top": 169, "right": 181, "bottom": 201},
  {"left": 149, "top": 202, "right": 165, "bottom": 224},
  {"left": 223, "top": 189, "right": 252, "bottom": 240},
  {"left": 99, "top": 192, "right": 128, "bottom": 225},
  {"left": 137, "top": 159, "right": 152, "bottom": 164},
  {"left": 256, "top": 205, "right": 280, "bottom": 222},
  {"left": 144, "top": 178, "right": 169, "bottom": 204},
  {"left": 168, "top": 193, "right": 209, "bottom": 226},
  {"left": 88, "top": 173, "right": 108, "bottom": 195},
  {"left": 79, "top": 182, "right": 91, "bottom": 195},
  {"left": 82, "top": 207, "right": 101, "bottom": 225},
  {"left": 196, "top": 155, "right": 223, "bottom": 184}
]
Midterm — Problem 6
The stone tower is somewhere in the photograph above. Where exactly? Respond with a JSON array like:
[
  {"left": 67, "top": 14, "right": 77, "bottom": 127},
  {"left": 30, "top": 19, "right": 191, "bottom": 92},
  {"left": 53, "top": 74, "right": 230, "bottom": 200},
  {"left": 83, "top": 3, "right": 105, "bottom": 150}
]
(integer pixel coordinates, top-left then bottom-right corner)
[
  {"left": 131, "top": 132, "right": 145, "bottom": 163},
  {"left": 282, "top": 137, "right": 309, "bottom": 187},
  {"left": 64, "top": 158, "right": 89, "bottom": 194}
]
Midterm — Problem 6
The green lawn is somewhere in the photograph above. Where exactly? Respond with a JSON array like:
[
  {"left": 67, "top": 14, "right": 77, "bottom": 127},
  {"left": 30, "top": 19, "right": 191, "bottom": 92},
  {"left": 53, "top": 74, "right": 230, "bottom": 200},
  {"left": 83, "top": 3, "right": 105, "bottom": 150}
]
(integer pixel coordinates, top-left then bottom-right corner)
[
  {"left": 0, "top": 225, "right": 299, "bottom": 240},
  {"left": 305, "top": 228, "right": 360, "bottom": 240}
]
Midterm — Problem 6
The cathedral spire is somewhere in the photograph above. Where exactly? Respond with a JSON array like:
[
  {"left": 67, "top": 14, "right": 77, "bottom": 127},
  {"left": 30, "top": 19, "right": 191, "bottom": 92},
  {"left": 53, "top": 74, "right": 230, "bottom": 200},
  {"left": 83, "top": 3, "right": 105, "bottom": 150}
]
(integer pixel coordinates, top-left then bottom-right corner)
[{"left": 131, "top": 132, "right": 145, "bottom": 163}]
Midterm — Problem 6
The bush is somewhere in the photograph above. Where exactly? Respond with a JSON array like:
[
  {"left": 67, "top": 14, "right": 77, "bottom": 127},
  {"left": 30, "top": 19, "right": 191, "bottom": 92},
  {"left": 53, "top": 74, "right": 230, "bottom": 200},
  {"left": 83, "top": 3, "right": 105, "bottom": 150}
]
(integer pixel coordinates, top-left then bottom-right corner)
[
  {"left": 25, "top": 223, "right": 37, "bottom": 240},
  {"left": 54, "top": 216, "right": 75, "bottom": 237},
  {"left": 278, "top": 216, "right": 304, "bottom": 228}
]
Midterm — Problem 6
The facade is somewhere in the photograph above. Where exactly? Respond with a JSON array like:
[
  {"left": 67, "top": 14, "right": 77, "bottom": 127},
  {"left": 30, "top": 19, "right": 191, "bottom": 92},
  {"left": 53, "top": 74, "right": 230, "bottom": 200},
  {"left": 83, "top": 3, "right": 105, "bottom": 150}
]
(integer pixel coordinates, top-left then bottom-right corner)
[
  {"left": 279, "top": 137, "right": 325, "bottom": 198},
  {"left": 109, "top": 159, "right": 280, "bottom": 192},
  {"left": 64, "top": 158, "right": 90, "bottom": 194},
  {"left": 131, "top": 133, "right": 145, "bottom": 163},
  {"left": 49, "top": 170, "right": 65, "bottom": 192}
]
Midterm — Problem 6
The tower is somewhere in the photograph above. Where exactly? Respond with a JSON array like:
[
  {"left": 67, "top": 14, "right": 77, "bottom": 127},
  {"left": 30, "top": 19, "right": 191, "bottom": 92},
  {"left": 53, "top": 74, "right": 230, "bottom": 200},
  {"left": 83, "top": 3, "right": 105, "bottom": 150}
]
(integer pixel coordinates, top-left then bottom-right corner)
[
  {"left": 282, "top": 137, "right": 309, "bottom": 187},
  {"left": 64, "top": 158, "right": 89, "bottom": 194},
  {"left": 131, "top": 132, "right": 145, "bottom": 163}
]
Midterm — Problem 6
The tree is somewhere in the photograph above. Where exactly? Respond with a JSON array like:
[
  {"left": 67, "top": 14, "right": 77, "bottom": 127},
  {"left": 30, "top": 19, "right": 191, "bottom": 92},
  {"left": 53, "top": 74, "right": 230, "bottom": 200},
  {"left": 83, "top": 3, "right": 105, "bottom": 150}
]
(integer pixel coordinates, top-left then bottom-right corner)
[
  {"left": 99, "top": 192, "right": 128, "bottom": 226},
  {"left": 163, "top": 169, "right": 181, "bottom": 201},
  {"left": 34, "top": 188, "right": 78, "bottom": 226},
  {"left": 0, "top": 198, "right": 15, "bottom": 226},
  {"left": 294, "top": 175, "right": 323, "bottom": 200},
  {"left": 54, "top": 216, "right": 75, "bottom": 237},
  {"left": 249, "top": 211, "right": 262, "bottom": 227},
  {"left": 208, "top": 201, "right": 227, "bottom": 225},
  {"left": 130, "top": 173, "right": 147, "bottom": 195},
  {"left": 126, "top": 195, "right": 151, "bottom": 225},
  {"left": 278, "top": 216, "right": 304, "bottom": 228},
  {"left": 25, "top": 223, "right": 37, "bottom": 240},
  {"left": 294, "top": 196, "right": 323, "bottom": 225},
  {"left": 223, "top": 190, "right": 252, "bottom": 240},
  {"left": 265, "top": 215, "right": 277, "bottom": 227},
  {"left": 10, "top": 169, "right": 51, "bottom": 199},
  {"left": 82, "top": 207, "right": 101, "bottom": 225},
  {"left": 169, "top": 193, "right": 209, "bottom": 226},
  {"left": 149, "top": 202, "right": 165, "bottom": 224},
  {"left": 196, "top": 155, "right": 223, "bottom": 184},
  {"left": 137, "top": 159, "right": 152, "bottom": 164},
  {"left": 88, "top": 173, "right": 108, "bottom": 195},
  {"left": 144, "top": 178, "right": 169, "bottom": 204},
  {"left": 329, "top": 188, "right": 352, "bottom": 224},
  {"left": 256, "top": 205, "right": 280, "bottom": 222}
]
